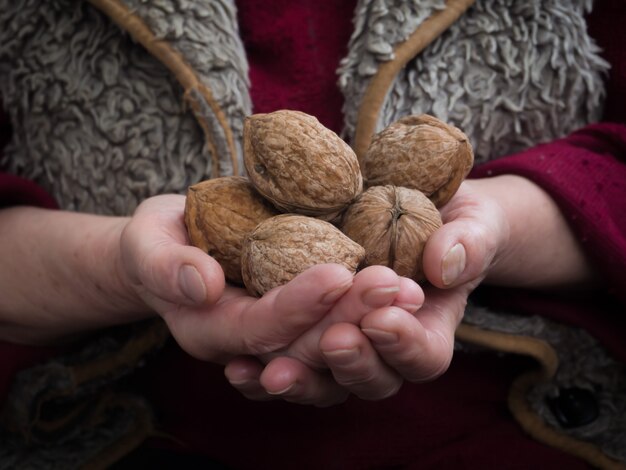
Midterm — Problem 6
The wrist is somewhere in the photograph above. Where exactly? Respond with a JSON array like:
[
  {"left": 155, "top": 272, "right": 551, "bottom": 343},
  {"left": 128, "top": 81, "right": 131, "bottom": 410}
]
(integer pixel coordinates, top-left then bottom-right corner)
[
  {"left": 101, "top": 216, "right": 153, "bottom": 318},
  {"left": 466, "top": 175, "right": 597, "bottom": 288},
  {"left": 44, "top": 210, "right": 155, "bottom": 329},
  {"left": 0, "top": 207, "right": 154, "bottom": 344}
]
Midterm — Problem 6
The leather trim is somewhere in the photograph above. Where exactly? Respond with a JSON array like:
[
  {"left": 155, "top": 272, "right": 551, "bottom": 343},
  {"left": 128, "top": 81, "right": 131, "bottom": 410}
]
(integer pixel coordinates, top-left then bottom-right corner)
[{"left": 87, "top": 0, "right": 239, "bottom": 177}]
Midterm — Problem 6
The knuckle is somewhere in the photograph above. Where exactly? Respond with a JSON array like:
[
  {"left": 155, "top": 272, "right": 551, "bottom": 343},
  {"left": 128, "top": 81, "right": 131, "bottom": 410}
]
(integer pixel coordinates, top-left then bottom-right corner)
[
  {"left": 406, "top": 330, "right": 454, "bottom": 383},
  {"left": 413, "top": 356, "right": 452, "bottom": 383},
  {"left": 356, "top": 379, "right": 403, "bottom": 401},
  {"left": 338, "top": 367, "right": 380, "bottom": 389}
]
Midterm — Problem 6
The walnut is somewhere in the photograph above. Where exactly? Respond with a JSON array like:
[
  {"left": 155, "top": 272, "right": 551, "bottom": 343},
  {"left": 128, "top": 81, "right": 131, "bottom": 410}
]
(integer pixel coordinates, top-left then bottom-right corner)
[
  {"left": 241, "top": 214, "right": 365, "bottom": 296},
  {"left": 184, "top": 176, "right": 279, "bottom": 284},
  {"left": 185, "top": 111, "right": 473, "bottom": 292},
  {"left": 361, "top": 114, "right": 474, "bottom": 207},
  {"left": 243, "top": 110, "right": 363, "bottom": 220},
  {"left": 340, "top": 185, "right": 442, "bottom": 281}
]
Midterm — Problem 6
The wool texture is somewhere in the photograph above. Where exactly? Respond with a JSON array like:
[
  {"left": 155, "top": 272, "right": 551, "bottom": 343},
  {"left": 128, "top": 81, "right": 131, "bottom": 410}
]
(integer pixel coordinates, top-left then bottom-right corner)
[
  {"left": 338, "top": 0, "right": 609, "bottom": 162},
  {"left": 0, "top": 0, "right": 250, "bottom": 215}
]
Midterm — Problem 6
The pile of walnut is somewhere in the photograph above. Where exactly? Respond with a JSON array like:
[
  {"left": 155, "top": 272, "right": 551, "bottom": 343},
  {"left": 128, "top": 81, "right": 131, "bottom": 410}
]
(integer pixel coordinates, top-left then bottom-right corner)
[{"left": 184, "top": 110, "right": 474, "bottom": 297}]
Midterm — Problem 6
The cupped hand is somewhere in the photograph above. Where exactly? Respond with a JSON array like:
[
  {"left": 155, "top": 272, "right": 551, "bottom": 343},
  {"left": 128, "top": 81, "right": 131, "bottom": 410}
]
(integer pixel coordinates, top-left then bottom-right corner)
[
  {"left": 335, "top": 175, "right": 587, "bottom": 407},
  {"left": 119, "top": 194, "right": 425, "bottom": 406},
  {"left": 225, "top": 266, "right": 424, "bottom": 406},
  {"left": 225, "top": 180, "right": 512, "bottom": 407},
  {"left": 333, "top": 179, "right": 510, "bottom": 402},
  {"left": 282, "top": 179, "right": 511, "bottom": 406},
  {"left": 346, "top": 179, "right": 511, "bottom": 395},
  {"left": 120, "top": 195, "right": 353, "bottom": 362}
]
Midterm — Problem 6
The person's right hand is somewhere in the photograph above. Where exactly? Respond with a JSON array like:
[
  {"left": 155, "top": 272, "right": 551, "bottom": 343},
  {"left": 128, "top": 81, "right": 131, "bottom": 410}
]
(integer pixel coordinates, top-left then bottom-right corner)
[{"left": 120, "top": 194, "right": 425, "bottom": 406}]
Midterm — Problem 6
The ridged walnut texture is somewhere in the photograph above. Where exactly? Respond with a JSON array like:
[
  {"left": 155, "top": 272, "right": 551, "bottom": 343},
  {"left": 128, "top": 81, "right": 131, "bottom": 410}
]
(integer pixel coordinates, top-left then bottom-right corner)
[
  {"left": 241, "top": 214, "right": 365, "bottom": 296},
  {"left": 340, "top": 185, "right": 442, "bottom": 281},
  {"left": 184, "top": 176, "right": 279, "bottom": 284},
  {"left": 243, "top": 110, "right": 363, "bottom": 220},
  {"left": 362, "top": 114, "right": 474, "bottom": 208}
]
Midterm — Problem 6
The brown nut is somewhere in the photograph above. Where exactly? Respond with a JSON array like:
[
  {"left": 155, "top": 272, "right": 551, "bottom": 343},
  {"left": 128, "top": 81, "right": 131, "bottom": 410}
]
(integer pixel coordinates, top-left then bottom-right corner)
[
  {"left": 184, "top": 176, "right": 279, "bottom": 284},
  {"left": 362, "top": 114, "right": 474, "bottom": 207},
  {"left": 243, "top": 110, "right": 363, "bottom": 220},
  {"left": 340, "top": 185, "right": 442, "bottom": 281},
  {"left": 241, "top": 214, "right": 365, "bottom": 296}
]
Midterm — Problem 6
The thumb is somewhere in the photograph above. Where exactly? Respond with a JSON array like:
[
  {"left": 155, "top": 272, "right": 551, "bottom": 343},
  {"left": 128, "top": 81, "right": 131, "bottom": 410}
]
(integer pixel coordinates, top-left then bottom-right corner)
[
  {"left": 137, "top": 243, "right": 225, "bottom": 308},
  {"left": 121, "top": 194, "right": 225, "bottom": 308},
  {"left": 422, "top": 196, "right": 509, "bottom": 289}
]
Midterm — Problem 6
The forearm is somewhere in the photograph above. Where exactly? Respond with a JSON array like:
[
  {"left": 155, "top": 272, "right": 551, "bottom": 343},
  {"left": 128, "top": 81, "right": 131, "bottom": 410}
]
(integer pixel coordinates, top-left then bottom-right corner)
[
  {"left": 0, "top": 206, "right": 151, "bottom": 344},
  {"left": 467, "top": 175, "right": 598, "bottom": 288}
]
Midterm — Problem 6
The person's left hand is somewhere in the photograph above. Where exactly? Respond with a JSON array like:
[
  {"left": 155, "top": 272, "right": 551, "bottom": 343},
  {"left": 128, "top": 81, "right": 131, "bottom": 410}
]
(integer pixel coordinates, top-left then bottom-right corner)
[
  {"left": 225, "top": 173, "right": 600, "bottom": 407},
  {"left": 224, "top": 180, "right": 510, "bottom": 406}
]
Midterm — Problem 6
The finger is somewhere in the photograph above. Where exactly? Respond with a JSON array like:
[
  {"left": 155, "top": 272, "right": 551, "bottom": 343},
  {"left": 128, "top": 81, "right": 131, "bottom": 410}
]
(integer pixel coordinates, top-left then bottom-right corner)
[
  {"left": 282, "top": 265, "right": 420, "bottom": 369},
  {"left": 121, "top": 194, "right": 225, "bottom": 307},
  {"left": 361, "top": 287, "right": 468, "bottom": 383},
  {"left": 137, "top": 244, "right": 225, "bottom": 308},
  {"left": 259, "top": 356, "right": 350, "bottom": 407},
  {"left": 310, "top": 266, "right": 423, "bottom": 333},
  {"left": 224, "top": 356, "right": 274, "bottom": 402},
  {"left": 423, "top": 196, "right": 508, "bottom": 289},
  {"left": 392, "top": 276, "right": 425, "bottom": 313},
  {"left": 332, "top": 265, "right": 416, "bottom": 321},
  {"left": 319, "top": 322, "right": 403, "bottom": 400},
  {"left": 234, "top": 264, "right": 354, "bottom": 354},
  {"left": 164, "top": 264, "right": 355, "bottom": 360}
]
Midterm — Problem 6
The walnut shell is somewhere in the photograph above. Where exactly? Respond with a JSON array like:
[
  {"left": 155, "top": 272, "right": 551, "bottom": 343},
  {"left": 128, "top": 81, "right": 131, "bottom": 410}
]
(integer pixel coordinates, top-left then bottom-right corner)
[
  {"left": 184, "top": 176, "right": 279, "bottom": 284},
  {"left": 340, "top": 185, "right": 442, "bottom": 281},
  {"left": 362, "top": 114, "right": 474, "bottom": 207},
  {"left": 243, "top": 110, "right": 363, "bottom": 220},
  {"left": 241, "top": 214, "right": 365, "bottom": 296}
]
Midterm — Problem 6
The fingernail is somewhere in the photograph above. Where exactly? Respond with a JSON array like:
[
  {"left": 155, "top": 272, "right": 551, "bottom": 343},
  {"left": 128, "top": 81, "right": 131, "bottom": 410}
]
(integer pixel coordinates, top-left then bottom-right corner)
[
  {"left": 394, "top": 303, "right": 421, "bottom": 314},
  {"left": 442, "top": 243, "right": 466, "bottom": 286},
  {"left": 361, "top": 286, "right": 400, "bottom": 307},
  {"left": 323, "top": 347, "right": 360, "bottom": 366},
  {"left": 321, "top": 279, "right": 353, "bottom": 305},
  {"left": 267, "top": 383, "right": 296, "bottom": 396},
  {"left": 178, "top": 264, "right": 207, "bottom": 304},
  {"left": 362, "top": 328, "right": 398, "bottom": 345},
  {"left": 229, "top": 378, "right": 258, "bottom": 389}
]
